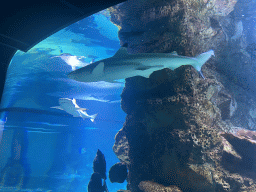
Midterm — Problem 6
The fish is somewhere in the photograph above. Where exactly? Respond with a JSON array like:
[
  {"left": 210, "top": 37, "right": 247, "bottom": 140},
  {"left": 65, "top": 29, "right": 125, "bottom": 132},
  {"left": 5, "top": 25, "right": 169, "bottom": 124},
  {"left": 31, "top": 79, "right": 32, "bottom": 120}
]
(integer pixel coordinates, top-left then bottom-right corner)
[
  {"left": 51, "top": 98, "right": 97, "bottom": 122},
  {"left": 68, "top": 47, "right": 214, "bottom": 82},
  {"left": 80, "top": 147, "right": 87, "bottom": 154},
  {"left": 53, "top": 53, "right": 89, "bottom": 71},
  {"left": 88, "top": 172, "right": 107, "bottom": 192},
  {"left": 93, "top": 149, "right": 107, "bottom": 180}
]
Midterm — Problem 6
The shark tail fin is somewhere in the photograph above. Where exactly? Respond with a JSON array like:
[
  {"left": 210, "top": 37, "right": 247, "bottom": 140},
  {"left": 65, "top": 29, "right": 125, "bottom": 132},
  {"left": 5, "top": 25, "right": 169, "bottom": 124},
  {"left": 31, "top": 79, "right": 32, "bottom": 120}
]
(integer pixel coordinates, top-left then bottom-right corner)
[
  {"left": 194, "top": 50, "right": 214, "bottom": 71},
  {"left": 90, "top": 113, "right": 98, "bottom": 122},
  {"left": 193, "top": 50, "right": 214, "bottom": 79}
]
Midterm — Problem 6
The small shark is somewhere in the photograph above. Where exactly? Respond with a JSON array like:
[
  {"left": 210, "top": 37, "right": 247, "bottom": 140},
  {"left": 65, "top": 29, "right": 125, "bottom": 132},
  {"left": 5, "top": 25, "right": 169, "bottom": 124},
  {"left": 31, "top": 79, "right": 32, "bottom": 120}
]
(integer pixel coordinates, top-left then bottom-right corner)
[
  {"left": 68, "top": 47, "right": 214, "bottom": 83},
  {"left": 51, "top": 98, "right": 97, "bottom": 122},
  {"left": 53, "top": 53, "right": 89, "bottom": 71}
]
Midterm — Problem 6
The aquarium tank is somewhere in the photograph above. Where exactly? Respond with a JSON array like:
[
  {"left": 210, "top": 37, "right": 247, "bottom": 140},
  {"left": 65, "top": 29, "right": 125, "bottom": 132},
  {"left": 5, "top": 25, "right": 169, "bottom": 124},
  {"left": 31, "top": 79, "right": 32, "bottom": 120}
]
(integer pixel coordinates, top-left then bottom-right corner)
[{"left": 2, "top": 0, "right": 256, "bottom": 191}]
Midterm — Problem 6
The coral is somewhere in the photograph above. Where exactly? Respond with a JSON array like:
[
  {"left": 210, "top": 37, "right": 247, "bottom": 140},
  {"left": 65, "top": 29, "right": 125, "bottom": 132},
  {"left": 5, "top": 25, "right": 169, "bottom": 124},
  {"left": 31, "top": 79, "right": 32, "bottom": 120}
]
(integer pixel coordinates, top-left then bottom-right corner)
[{"left": 138, "top": 181, "right": 182, "bottom": 192}]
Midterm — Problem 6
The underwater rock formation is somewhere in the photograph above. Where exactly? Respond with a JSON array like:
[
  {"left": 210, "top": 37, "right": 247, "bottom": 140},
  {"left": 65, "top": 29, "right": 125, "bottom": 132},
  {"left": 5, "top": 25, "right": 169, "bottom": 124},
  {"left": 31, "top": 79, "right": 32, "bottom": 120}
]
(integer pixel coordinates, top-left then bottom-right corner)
[
  {"left": 113, "top": 127, "right": 129, "bottom": 164},
  {"left": 138, "top": 181, "right": 182, "bottom": 192},
  {"left": 88, "top": 172, "right": 106, "bottom": 192},
  {"left": 93, "top": 149, "right": 107, "bottom": 180},
  {"left": 115, "top": 67, "right": 222, "bottom": 192},
  {"left": 109, "top": 162, "right": 127, "bottom": 183},
  {"left": 220, "top": 129, "right": 256, "bottom": 172},
  {"left": 109, "top": 0, "right": 236, "bottom": 55},
  {"left": 212, "top": 0, "right": 256, "bottom": 94},
  {"left": 109, "top": 0, "right": 256, "bottom": 94},
  {"left": 113, "top": 66, "right": 256, "bottom": 192},
  {"left": 110, "top": 0, "right": 256, "bottom": 191}
]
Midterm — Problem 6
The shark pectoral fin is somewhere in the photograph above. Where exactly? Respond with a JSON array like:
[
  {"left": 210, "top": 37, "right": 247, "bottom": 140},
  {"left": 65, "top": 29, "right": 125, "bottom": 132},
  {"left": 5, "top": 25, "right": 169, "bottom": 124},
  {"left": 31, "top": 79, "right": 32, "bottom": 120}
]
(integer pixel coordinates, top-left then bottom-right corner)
[
  {"left": 76, "top": 108, "right": 87, "bottom": 111},
  {"left": 112, "top": 47, "right": 129, "bottom": 58},
  {"left": 199, "top": 70, "right": 205, "bottom": 79},
  {"left": 76, "top": 112, "right": 84, "bottom": 119},
  {"left": 92, "top": 62, "right": 104, "bottom": 75},
  {"left": 50, "top": 106, "right": 63, "bottom": 110}
]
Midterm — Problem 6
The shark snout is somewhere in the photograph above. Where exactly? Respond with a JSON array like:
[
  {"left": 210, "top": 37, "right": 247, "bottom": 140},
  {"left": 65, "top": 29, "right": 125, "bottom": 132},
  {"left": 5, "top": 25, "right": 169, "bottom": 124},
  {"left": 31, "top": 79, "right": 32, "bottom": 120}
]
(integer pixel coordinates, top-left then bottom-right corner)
[
  {"left": 68, "top": 68, "right": 93, "bottom": 82},
  {"left": 67, "top": 73, "right": 74, "bottom": 80},
  {"left": 67, "top": 71, "right": 77, "bottom": 80}
]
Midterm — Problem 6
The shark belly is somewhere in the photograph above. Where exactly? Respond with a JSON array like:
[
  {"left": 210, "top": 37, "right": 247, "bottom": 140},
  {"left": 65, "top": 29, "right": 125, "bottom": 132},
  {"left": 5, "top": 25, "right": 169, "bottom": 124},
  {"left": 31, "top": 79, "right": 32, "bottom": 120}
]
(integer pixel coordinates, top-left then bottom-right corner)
[
  {"left": 103, "top": 64, "right": 139, "bottom": 81},
  {"left": 62, "top": 106, "right": 80, "bottom": 117},
  {"left": 104, "top": 57, "right": 196, "bottom": 81}
]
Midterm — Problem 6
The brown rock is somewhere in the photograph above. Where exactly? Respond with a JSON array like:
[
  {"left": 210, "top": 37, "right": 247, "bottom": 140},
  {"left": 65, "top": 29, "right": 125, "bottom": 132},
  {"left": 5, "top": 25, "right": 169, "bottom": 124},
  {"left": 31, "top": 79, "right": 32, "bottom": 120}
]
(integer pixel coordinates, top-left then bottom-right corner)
[
  {"left": 108, "top": 0, "right": 256, "bottom": 192},
  {"left": 110, "top": 0, "right": 236, "bottom": 56},
  {"left": 139, "top": 181, "right": 182, "bottom": 192},
  {"left": 220, "top": 129, "right": 256, "bottom": 172},
  {"left": 113, "top": 128, "right": 130, "bottom": 164}
]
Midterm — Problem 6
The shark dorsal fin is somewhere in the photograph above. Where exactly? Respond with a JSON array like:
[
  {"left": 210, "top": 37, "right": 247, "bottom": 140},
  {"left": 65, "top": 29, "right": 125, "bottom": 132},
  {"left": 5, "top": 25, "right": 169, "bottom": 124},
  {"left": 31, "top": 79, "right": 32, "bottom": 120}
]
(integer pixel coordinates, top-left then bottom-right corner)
[
  {"left": 92, "top": 62, "right": 104, "bottom": 75},
  {"left": 170, "top": 51, "right": 178, "bottom": 55},
  {"left": 72, "top": 98, "right": 77, "bottom": 105},
  {"left": 112, "top": 47, "right": 129, "bottom": 58}
]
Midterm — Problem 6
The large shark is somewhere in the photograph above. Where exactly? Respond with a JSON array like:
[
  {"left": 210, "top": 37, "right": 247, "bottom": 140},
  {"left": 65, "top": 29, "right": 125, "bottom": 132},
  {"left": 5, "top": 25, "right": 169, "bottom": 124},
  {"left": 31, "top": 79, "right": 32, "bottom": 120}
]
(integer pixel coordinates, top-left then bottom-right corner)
[
  {"left": 51, "top": 98, "right": 97, "bottom": 122},
  {"left": 68, "top": 47, "right": 214, "bottom": 83}
]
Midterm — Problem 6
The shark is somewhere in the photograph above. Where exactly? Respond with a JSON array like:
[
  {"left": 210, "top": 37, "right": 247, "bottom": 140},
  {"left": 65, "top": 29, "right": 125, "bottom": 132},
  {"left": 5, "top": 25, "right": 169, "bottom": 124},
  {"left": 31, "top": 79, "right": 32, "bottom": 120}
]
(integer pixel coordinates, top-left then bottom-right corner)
[
  {"left": 51, "top": 98, "right": 97, "bottom": 122},
  {"left": 68, "top": 47, "right": 214, "bottom": 83}
]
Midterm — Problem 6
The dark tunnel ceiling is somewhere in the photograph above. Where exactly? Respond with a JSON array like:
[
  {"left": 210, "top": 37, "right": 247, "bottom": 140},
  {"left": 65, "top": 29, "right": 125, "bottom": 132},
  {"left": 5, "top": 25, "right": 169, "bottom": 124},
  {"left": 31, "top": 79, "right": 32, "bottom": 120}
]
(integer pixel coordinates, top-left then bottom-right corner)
[{"left": 0, "top": 0, "right": 126, "bottom": 105}]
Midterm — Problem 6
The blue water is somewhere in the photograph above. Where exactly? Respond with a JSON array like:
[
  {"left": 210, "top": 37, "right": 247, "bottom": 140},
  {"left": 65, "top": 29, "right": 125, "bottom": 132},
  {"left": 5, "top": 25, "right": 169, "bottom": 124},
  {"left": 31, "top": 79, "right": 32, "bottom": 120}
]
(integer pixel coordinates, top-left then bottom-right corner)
[{"left": 0, "top": 10, "right": 127, "bottom": 192}]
